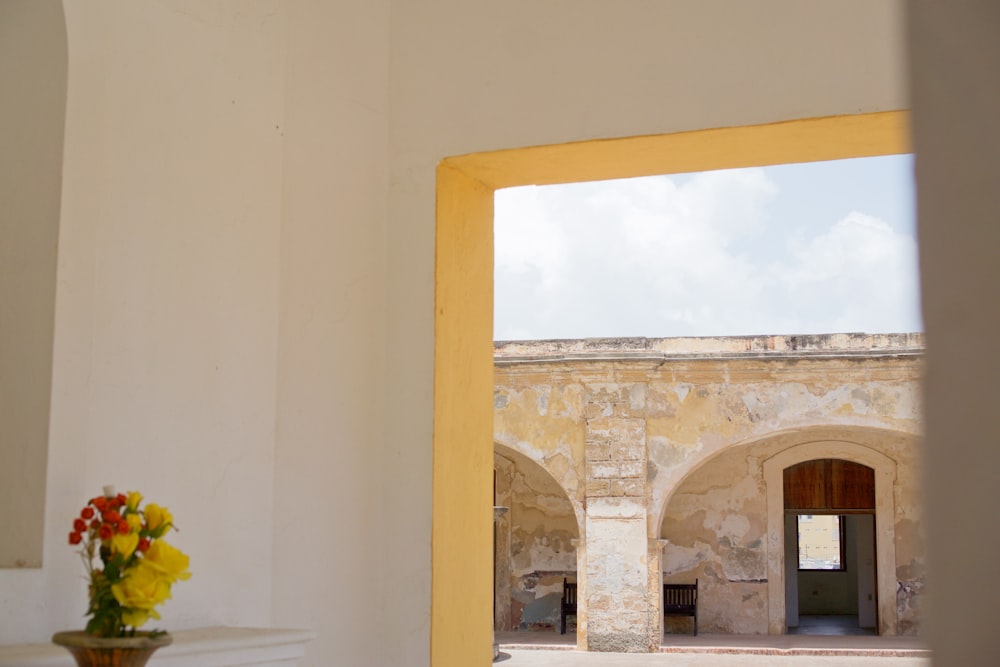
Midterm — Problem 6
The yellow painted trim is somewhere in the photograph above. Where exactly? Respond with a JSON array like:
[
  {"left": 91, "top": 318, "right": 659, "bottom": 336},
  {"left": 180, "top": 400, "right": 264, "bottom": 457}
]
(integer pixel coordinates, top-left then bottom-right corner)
[
  {"left": 444, "top": 111, "right": 910, "bottom": 189},
  {"left": 432, "top": 111, "right": 911, "bottom": 665},
  {"left": 433, "top": 163, "right": 496, "bottom": 666}
]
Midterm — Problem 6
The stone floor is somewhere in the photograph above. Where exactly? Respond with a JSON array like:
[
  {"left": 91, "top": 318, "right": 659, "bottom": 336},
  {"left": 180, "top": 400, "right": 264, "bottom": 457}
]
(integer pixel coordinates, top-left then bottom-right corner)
[
  {"left": 495, "top": 617, "right": 930, "bottom": 666},
  {"left": 788, "top": 615, "right": 878, "bottom": 636},
  {"left": 496, "top": 650, "right": 930, "bottom": 666}
]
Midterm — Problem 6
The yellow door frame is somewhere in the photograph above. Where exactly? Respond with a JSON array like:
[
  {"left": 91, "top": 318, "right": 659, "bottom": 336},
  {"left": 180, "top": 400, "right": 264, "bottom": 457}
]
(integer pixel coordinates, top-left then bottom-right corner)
[{"left": 432, "top": 111, "right": 910, "bottom": 665}]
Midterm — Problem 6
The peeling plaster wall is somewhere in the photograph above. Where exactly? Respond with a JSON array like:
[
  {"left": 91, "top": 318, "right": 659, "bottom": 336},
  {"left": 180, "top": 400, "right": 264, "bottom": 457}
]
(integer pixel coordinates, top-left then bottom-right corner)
[
  {"left": 494, "top": 449, "right": 579, "bottom": 629},
  {"left": 660, "top": 447, "right": 770, "bottom": 634},
  {"left": 494, "top": 335, "right": 925, "bottom": 637},
  {"left": 644, "top": 356, "right": 924, "bottom": 520},
  {"left": 494, "top": 381, "right": 586, "bottom": 501},
  {"left": 659, "top": 430, "right": 924, "bottom": 635}
]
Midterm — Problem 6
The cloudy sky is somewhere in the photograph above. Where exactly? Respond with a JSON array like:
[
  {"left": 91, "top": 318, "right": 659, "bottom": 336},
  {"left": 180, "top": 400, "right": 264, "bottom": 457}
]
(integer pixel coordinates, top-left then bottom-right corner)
[{"left": 494, "top": 155, "right": 921, "bottom": 341}]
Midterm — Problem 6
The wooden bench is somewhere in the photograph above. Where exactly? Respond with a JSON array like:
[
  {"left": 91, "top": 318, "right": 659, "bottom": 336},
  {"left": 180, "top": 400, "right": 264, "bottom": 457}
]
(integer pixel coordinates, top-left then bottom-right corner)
[
  {"left": 559, "top": 578, "right": 577, "bottom": 634},
  {"left": 663, "top": 580, "right": 698, "bottom": 635}
]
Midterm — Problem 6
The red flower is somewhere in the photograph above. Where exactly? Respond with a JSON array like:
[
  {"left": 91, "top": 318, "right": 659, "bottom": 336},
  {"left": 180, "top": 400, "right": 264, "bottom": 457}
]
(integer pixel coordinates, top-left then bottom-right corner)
[
  {"left": 137, "top": 538, "right": 151, "bottom": 553},
  {"left": 81, "top": 507, "right": 95, "bottom": 520},
  {"left": 73, "top": 518, "right": 87, "bottom": 533},
  {"left": 117, "top": 520, "right": 131, "bottom": 535},
  {"left": 116, "top": 493, "right": 127, "bottom": 506},
  {"left": 90, "top": 518, "right": 100, "bottom": 529},
  {"left": 92, "top": 497, "right": 107, "bottom": 512},
  {"left": 98, "top": 523, "right": 114, "bottom": 541},
  {"left": 102, "top": 510, "right": 121, "bottom": 524},
  {"left": 68, "top": 531, "right": 82, "bottom": 545}
]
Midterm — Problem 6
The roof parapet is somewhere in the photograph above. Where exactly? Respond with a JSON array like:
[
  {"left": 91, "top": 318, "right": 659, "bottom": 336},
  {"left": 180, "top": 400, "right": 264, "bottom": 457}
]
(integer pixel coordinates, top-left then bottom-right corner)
[{"left": 494, "top": 332, "right": 924, "bottom": 364}]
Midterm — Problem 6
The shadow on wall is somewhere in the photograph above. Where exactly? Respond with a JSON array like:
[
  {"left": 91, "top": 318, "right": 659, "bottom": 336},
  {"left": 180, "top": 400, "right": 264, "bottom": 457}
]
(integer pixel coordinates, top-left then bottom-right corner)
[{"left": 0, "top": 0, "right": 67, "bottom": 571}]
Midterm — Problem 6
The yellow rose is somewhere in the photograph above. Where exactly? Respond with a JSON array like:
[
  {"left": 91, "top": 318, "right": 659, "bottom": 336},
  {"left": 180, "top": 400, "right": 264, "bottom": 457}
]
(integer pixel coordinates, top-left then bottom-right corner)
[
  {"left": 111, "top": 562, "right": 171, "bottom": 614},
  {"left": 144, "top": 504, "right": 173, "bottom": 535},
  {"left": 126, "top": 491, "right": 143, "bottom": 512},
  {"left": 121, "top": 607, "right": 152, "bottom": 628},
  {"left": 126, "top": 514, "right": 143, "bottom": 531},
  {"left": 111, "top": 532, "right": 139, "bottom": 559},
  {"left": 142, "top": 539, "right": 191, "bottom": 583}
]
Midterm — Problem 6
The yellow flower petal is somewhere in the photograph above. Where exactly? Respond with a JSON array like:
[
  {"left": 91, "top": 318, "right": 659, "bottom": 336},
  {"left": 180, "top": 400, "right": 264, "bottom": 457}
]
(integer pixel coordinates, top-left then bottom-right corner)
[
  {"left": 111, "top": 532, "right": 139, "bottom": 559},
  {"left": 144, "top": 504, "right": 173, "bottom": 535},
  {"left": 126, "top": 491, "right": 143, "bottom": 512},
  {"left": 142, "top": 540, "right": 191, "bottom": 582},
  {"left": 111, "top": 562, "right": 172, "bottom": 612},
  {"left": 121, "top": 608, "right": 150, "bottom": 628}
]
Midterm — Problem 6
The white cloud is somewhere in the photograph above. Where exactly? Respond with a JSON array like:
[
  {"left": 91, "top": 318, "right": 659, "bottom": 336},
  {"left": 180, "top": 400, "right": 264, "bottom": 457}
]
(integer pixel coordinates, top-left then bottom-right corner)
[
  {"left": 494, "top": 167, "right": 921, "bottom": 341},
  {"left": 494, "top": 186, "right": 570, "bottom": 293},
  {"left": 763, "top": 212, "right": 922, "bottom": 334}
]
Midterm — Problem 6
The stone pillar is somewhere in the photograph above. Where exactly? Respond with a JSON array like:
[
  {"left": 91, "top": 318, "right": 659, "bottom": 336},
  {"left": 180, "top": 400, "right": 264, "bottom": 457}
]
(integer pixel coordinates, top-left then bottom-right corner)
[
  {"left": 493, "top": 506, "right": 509, "bottom": 660},
  {"left": 573, "top": 536, "right": 588, "bottom": 649},
  {"left": 493, "top": 454, "right": 514, "bottom": 631},
  {"left": 582, "top": 382, "right": 656, "bottom": 652},
  {"left": 647, "top": 539, "right": 668, "bottom": 648}
]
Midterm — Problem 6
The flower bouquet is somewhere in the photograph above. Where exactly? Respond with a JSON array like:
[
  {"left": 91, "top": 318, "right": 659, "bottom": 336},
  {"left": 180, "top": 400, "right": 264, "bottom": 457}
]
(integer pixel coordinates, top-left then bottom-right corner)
[{"left": 53, "top": 486, "right": 190, "bottom": 667}]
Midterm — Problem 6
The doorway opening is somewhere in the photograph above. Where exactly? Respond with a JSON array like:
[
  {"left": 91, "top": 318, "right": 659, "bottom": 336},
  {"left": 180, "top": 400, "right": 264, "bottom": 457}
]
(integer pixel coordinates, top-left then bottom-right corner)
[
  {"left": 432, "top": 112, "right": 910, "bottom": 661},
  {"left": 786, "top": 513, "right": 878, "bottom": 636},
  {"left": 783, "top": 459, "right": 877, "bottom": 635}
]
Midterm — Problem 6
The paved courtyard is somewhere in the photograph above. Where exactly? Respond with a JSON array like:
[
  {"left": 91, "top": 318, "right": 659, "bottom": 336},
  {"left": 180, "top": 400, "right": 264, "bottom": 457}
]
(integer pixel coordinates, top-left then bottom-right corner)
[
  {"left": 498, "top": 650, "right": 929, "bottom": 667},
  {"left": 496, "top": 631, "right": 930, "bottom": 667}
]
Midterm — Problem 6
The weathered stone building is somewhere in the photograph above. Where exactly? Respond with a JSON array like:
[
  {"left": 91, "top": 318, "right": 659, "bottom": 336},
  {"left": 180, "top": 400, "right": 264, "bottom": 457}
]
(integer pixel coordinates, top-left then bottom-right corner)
[{"left": 494, "top": 333, "right": 923, "bottom": 651}]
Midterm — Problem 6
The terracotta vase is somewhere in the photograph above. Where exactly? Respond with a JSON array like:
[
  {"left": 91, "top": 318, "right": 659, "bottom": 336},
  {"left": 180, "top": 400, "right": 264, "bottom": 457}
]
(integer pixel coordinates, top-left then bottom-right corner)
[{"left": 52, "top": 631, "right": 172, "bottom": 667}]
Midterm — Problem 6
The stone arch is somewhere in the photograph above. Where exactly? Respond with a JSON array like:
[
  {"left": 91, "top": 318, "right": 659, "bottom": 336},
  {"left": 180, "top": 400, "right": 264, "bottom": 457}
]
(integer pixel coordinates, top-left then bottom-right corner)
[
  {"left": 656, "top": 426, "right": 915, "bottom": 636},
  {"left": 763, "top": 439, "right": 898, "bottom": 635},
  {"left": 652, "top": 425, "right": 916, "bottom": 535},
  {"left": 494, "top": 442, "right": 582, "bottom": 631},
  {"left": 493, "top": 441, "right": 584, "bottom": 526}
]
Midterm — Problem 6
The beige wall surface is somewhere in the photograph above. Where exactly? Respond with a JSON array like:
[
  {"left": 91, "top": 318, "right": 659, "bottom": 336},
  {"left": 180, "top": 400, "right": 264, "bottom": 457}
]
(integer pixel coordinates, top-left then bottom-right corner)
[
  {"left": 390, "top": 0, "right": 906, "bottom": 160},
  {"left": 909, "top": 3, "right": 1000, "bottom": 665},
  {"left": 0, "top": 0, "right": 66, "bottom": 569},
  {"left": 389, "top": 2, "right": 906, "bottom": 662}
]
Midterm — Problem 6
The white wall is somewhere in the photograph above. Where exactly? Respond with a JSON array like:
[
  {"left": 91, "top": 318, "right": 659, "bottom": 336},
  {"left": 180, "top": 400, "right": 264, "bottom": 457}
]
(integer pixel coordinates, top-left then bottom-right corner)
[
  {"left": 387, "top": 1, "right": 906, "bottom": 663},
  {"left": 856, "top": 514, "right": 877, "bottom": 628},
  {"left": 0, "top": 0, "right": 65, "bottom": 569},
  {"left": 0, "top": 3, "right": 391, "bottom": 664},
  {"left": 271, "top": 1, "right": 389, "bottom": 666},
  {"left": 15, "top": 1, "right": 986, "bottom": 665},
  {"left": 0, "top": 0, "right": 286, "bottom": 643}
]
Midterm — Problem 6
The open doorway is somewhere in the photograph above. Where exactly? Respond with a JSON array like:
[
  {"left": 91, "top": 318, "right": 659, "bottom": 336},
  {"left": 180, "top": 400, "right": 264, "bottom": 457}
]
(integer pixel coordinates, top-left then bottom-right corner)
[
  {"left": 783, "top": 459, "right": 877, "bottom": 635},
  {"left": 432, "top": 112, "right": 912, "bottom": 658}
]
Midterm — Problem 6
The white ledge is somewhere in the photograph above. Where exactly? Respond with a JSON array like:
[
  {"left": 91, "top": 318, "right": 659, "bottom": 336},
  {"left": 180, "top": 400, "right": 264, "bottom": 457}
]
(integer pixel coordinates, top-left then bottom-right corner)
[{"left": 0, "top": 627, "right": 316, "bottom": 667}]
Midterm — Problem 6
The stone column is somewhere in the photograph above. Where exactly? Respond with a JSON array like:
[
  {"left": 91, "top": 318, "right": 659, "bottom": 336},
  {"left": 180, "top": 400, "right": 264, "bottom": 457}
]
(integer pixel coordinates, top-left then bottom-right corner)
[
  {"left": 582, "top": 382, "right": 655, "bottom": 652},
  {"left": 493, "top": 454, "right": 514, "bottom": 631},
  {"left": 493, "top": 506, "right": 509, "bottom": 660},
  {"left": 648, "top": 539, "right": 669, "bottom": 648}
]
